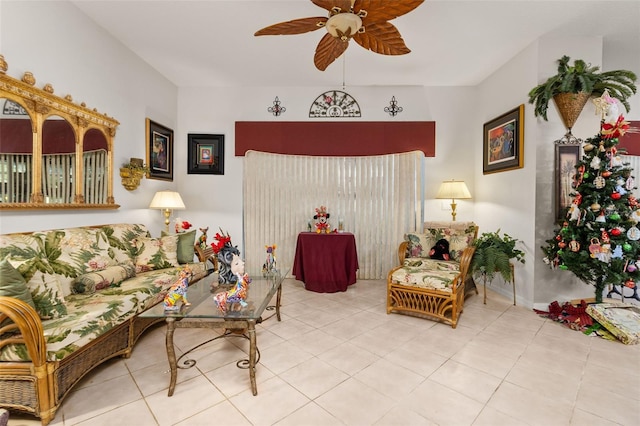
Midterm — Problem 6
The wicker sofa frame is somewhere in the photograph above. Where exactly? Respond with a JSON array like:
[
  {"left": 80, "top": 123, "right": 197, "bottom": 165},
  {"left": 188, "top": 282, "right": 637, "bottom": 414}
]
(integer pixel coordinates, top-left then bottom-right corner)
[
  {"left": 386, "top": 222, "right": 478, "bottom": 328},
  {"left": 0, "top": 226, "right": 211, "bottom": 425},
  {"left": 0, "top": 297, "right": 163, "bottom": 425}
]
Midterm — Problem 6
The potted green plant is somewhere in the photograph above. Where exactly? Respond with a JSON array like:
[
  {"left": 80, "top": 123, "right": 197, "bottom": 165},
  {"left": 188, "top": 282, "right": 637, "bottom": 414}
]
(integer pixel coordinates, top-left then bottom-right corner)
[
  {"left": 471, "top": 230, "right": 525, "bottom": 303},
  {"left": 528, "top": 55, "right": 637, "bottom": 128}
]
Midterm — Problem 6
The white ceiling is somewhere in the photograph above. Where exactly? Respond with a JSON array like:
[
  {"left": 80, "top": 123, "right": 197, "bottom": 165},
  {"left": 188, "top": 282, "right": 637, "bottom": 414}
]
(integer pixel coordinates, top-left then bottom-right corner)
[{"left": 71, "top": 0, "right": 640, "bottom": 88}]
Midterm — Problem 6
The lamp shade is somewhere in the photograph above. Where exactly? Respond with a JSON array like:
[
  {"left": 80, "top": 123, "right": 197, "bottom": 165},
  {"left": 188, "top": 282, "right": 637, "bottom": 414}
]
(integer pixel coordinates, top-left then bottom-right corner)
[
  {"left": 149, "top": 190, "right": 186, "bottom": 210},
  {"left": 436, "top": 180, "right": 472, "bottom": 200}
]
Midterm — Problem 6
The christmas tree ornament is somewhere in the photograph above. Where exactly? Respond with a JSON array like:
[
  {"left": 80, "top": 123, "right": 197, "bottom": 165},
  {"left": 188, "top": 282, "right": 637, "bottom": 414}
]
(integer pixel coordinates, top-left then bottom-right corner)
[
  {"left": 559, "top": 264, "right": 568, "bottom": 270},
  {"left": 602, "top": 170, "right": 612, "bottom": 178},
  {"left": 626, "top": 261, "right": 636, "bottom": 272},
  {"left": 589, "top": 238, "right": 602, "bottom": 257},
  {"left": 558, "top": 241, "right": 567, "bottom": 248},
  {"left": 569, "top": 240, "right": 580, "bottom": 252},
  {"left": 624, "top": 279, "right": 635, "bottom": 288},
  {"left": 595, "top": 212, "right": 606, "bottom": 222},
  {"left": 583, "top": 171, "right": 590, "bottom": 179},
  {"left": 591, "top": 156, "right": 601, "bottom": 169},
  {"left": 601, "top": 229, "right": 610, "bottom": 242},
  {"left": 594, "top": 174, "right": 606, "bottom": 189},
  {"left": 609, "top": 212, "right": 621, "bottom": 221},
  {"left": 610, "top": 227, "right": 622, "bottom": 237},
  {"left": 626, "top": 176, "right": 635, "bottom": 190},
  {"left": 611, "top": 192, "right": 622, "bottom": 200},
  {"left": 627, "top": 226, "right": 640, "bottom": 240},
  {"left": 623, "top": 243, "right": 632, "bottom": 252},
  {"left": 583, "top": 143, "right": 594, "bottom": 152},
  {"left": 612, "top": 245, "right": 623, "bottom": 258},
  {"left": 630, "top": 210, "right": 640, "bottom": 223},
  {"left": 590, "top": 203, "right": 601, "bottom": 212}
]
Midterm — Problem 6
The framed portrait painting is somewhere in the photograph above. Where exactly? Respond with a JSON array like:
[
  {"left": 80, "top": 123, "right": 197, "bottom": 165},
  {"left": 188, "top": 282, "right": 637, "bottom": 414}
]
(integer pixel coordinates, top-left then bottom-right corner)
[
  {"left": 146, "top": 119, "right": 173, "bottom": 181},
  {"left": 555, "top": 143, "right": 581, "bottom": 220},
  {"left": 187, "top": 134, "right": 224, "bottom": 175},
  {"left": 483, "top": 105, "right": 524, "bottom": 174}
]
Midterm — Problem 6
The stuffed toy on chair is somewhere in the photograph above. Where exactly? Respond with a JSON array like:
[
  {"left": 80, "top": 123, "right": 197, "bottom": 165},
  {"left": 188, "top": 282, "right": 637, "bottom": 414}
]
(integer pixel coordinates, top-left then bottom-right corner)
[{"left": 429, "top": 238, "right": 450, "bottom": 261}]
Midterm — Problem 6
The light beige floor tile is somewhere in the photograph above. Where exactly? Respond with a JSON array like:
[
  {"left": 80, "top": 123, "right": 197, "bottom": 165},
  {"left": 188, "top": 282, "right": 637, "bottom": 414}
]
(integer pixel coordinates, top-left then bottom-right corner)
[
  {"left": 315, "top": 378, "right": 395, "bottom": 426},
  {"left": 204, "top": 357, "right": 275, "bottom": 397},
  {"left": 258, "top": 340, "right": 314, "bottom": 374},
  {"left": 570, "top": 408, "right": 621, "bottom": 426},
  {"left": 287, "top": 329, "right": 346, "bottom": 356},
  {"left": 145, "top": 375, "right": 225, "bottom": 426},
  {"left": 354, "top": 357, "right": 425, "bottom": 401},
  {"left": 74, "top": 399, "right": 157, "bottom": 426},
  {"left": 487, "top": 381, "right": 574, "bottom": 425},
  {"left": 229, "top": 376, "right": 310, "bottom": 425},
  {"left": 383, "top": 344, "right": 448, "bottom": 378},
  {"left": 375, "top": 406, "right": 436, "bottom": 425},
  {"left": 58, "top": 374, "right": 143, "bottom": 425},
  {"left": 74, "top": 358, "right": 130, "bottom": 390},
  {"left": 265, "top": 316, "right": 316, "bottom": 340},
  {"left": 429, "top": 359, "right": 502, "bottom": 404},
  {"left": 188, "top": 338, "right": 252, "bottom": 373},
  {"left": 318, "top": 341, "right": 380, "bottom": 375},
  {"left": 173, "top": 400, "right": 251, "bottom": 426},
  {"left": 505, "top": 359, "right": 581, "bottom": 404},
  {"left": 575, "top": 378, "right": 640, "bottom": 425},
  {"left": 450, "top": 343, "right": 519, "bottom": 379},
  {"left": 472, "top": 406, "right": 528, "bottom": 426},
  {"left": 581, "top": 360, "right": 640, "bottom": 401},
  {"left": 129, "top": 358, "right": 201, "bottom": 397},
  {"left": 274, "top": 402, "right": 342, "bottom": 426},
  {"left": 402, "top": 379, "right": 484, "bottom": 426},
  {"left": 280, "top": 357, "right": 349, "bottom": 399}
]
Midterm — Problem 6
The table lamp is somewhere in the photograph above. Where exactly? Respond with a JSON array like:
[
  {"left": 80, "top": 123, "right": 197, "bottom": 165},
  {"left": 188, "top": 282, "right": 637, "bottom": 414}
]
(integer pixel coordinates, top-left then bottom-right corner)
[
  {"left": 436, "top": 180, "right": 471, "bottom": 221},
  {"left": 149, "top": 190, "right": 185, "bottom": 233}
]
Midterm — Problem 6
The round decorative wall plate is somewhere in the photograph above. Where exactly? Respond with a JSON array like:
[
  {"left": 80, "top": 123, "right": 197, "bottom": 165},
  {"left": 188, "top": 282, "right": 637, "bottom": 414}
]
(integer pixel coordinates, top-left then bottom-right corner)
[{"left": 309, "top": 90, "right": 361, "bottom": 118}]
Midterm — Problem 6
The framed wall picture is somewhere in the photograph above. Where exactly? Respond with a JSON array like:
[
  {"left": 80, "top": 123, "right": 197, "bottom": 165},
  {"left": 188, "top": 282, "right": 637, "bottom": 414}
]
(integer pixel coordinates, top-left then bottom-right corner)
[
  {"left": 146, "top": 118, "right": 173, "bottom": 181},
  {"left": 483, "top": 104, "right": 524, "bottom": 174},
  {"left": 555, "top": 143, "right": 581, "bottom": 220},
  {"left": 187, "top": 134, "right": 224, "bottom": 175}
]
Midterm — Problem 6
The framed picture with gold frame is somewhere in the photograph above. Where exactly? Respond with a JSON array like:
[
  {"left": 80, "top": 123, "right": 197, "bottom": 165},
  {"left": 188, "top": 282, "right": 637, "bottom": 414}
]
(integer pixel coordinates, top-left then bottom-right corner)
[
  {"left": 555, "top": 143, "right": 581, "bottom": 220},
  {"left": 483, "top": 105, "right": 524, "bottom": 174},
  {"left": 146, "top": 118, "right": 173, "bottom": 181}
]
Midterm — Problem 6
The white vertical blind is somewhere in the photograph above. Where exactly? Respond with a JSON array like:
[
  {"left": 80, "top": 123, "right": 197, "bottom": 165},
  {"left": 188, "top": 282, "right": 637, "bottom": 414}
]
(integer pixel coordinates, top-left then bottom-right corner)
[
  {"left": 622, "top": 155, "right": 640, "bottom": 198},
  {"left": 243, "top": 150, "right": 424, "bottom": 279}
]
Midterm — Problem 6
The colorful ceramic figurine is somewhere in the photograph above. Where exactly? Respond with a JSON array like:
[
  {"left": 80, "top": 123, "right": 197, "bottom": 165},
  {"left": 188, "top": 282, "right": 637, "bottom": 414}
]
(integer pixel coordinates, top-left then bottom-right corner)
[
  {"left": 163, "top": 265, "right": 192, "bottom": 311},
  {"left": 198, "top": 227, "right": 209, "bottom": 250},
  {"left": 213, "top": 252, "right": 250, "bottom": 312},
  {"left": 262, "top": 244, "right": 277, "bottom": 275}
]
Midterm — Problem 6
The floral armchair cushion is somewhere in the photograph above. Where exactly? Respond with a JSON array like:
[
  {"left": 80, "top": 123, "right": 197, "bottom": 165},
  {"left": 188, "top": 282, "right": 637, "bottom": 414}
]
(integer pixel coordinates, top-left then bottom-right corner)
[{"left": 405, "top": 222, "right": 477, "bottom": 262}]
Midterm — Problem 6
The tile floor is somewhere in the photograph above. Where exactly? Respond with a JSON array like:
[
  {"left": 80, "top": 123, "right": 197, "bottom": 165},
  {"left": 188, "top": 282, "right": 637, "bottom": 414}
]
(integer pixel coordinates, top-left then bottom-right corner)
[{"left": 7, "top": 279, "right": 640, "bottom": 426}]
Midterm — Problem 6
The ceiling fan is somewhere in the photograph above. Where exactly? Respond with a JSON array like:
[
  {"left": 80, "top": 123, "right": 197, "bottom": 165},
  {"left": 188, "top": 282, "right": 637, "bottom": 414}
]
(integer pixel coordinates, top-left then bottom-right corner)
[{"left": 254, "top": 0, "right": 424, "bottom": 71}]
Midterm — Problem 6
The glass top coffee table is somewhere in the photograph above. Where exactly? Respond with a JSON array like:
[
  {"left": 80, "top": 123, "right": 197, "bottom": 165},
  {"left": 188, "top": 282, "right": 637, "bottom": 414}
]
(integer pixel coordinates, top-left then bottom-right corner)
[{"left": 140, "top": 268, "right": 286, "bottom": 396}]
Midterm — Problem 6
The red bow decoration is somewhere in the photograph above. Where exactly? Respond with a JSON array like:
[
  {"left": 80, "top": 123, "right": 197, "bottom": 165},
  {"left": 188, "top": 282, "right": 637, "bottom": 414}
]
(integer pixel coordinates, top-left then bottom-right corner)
[{"left": 601, "top": 115, "right": 630, "bottom": 139}]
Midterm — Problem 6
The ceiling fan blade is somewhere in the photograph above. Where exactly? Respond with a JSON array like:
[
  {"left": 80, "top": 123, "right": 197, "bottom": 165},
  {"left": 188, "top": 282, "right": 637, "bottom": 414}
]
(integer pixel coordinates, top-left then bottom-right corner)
[
  {"left": 356, "top": 0, "right": 424, "bottom": 23},
  {"left": 255, "top": 17, "right": 327, "bottom": 36},
  {"left": 353, "top": 22, "right": 410, "bottom": 55},
  {"left": 311, "top": 0, "right": 354, "bottom": 13},
  {"left": 314, "top": 33, "right": 350, "bottom": 70}
]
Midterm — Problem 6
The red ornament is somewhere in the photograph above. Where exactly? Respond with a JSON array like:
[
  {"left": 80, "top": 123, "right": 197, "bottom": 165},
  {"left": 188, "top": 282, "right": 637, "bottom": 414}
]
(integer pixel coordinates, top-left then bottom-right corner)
[
  {"left": 611, "top": 192, "right": 622, "bottom": 200},
  {"left": 558, "top": 241, "right": 567, "bottom": 248},
  {"left": 610, "top": 228, "right": 622, "bottom": 237},
  {"left": 624, "top": 279, "right": 635, "bottom": 289}
]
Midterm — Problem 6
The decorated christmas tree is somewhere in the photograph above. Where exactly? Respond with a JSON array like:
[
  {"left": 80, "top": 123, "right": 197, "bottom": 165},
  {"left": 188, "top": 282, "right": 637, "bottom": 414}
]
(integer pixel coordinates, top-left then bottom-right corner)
[{"left": 542, "top": 92, "right": 639, "bottom": 303}]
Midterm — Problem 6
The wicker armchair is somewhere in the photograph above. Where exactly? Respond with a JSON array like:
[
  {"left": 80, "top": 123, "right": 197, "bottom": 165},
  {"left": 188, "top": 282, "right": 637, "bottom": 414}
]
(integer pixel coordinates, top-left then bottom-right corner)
[{"left": 386, "top": 221, "right": 478, "bottom": 328}]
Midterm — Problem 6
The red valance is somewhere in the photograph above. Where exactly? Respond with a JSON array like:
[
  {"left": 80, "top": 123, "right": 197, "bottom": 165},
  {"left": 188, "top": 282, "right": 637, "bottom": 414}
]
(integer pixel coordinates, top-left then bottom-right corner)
[{"left": 235, "top": 121, "right": 435, "bottom": 157}]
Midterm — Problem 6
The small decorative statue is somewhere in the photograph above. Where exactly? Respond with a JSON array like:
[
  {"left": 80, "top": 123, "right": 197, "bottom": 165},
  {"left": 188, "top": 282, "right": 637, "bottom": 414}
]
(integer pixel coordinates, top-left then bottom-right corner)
[
  {"left": 212, "top": 229, "right": 242, "bottom": 285},
  {"left": 163, "top": 265, "right": 192, "bottom": 311},
  {"left": 197, "top": 227, "right": 209, "bottom": 250},
  {"left": 262, "top": 244, "right": 277, "bottom": 275},
  {"left": 314, "top": 205, "right": 331, "bottom": 233},
  {"left": 213, "top": 243, "right": 250, "bottom": 312}
]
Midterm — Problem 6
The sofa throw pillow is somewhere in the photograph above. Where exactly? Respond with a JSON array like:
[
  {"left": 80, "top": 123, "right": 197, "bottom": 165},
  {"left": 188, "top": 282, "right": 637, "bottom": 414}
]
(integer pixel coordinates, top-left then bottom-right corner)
[
  {"left": 161, "top": 229, "right": 196, "bottom": 264},
  {"left": 0, "top": 259, "right": 36, "bottom": 310},
  {"left": 26, "top": 272, "right": 68, "bottom": 319},
  {"left": 72, "top": 262, "right": 137, "bottom": 294},
  {"left": 134, "top": 235, "right": 179, "bottom": 272}
]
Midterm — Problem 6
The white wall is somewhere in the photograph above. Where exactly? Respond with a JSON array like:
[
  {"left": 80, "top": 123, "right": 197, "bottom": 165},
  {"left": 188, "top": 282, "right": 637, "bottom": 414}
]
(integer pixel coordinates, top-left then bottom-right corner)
[{"left": 0, "top": 1, "right": 178, "bottom": 236}]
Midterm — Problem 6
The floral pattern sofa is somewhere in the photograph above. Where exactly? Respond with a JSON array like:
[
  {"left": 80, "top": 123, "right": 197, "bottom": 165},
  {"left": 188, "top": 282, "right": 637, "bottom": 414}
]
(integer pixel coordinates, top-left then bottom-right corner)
[
  {"left": 387, "top": 221, "right": 478, "bottom": 328},
  {"left": 0, "top": 223, "right": 207, "bottom": 425}
]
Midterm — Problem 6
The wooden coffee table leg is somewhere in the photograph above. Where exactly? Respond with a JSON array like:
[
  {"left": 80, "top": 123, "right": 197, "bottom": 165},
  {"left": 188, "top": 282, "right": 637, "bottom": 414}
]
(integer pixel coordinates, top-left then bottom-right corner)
[
  {"left": 165, "top": 318, "right": 178, "bottom": 396},
  {"left": 248, "top": 320, "right": 258, "bottom": 395},
  {"left": 275, "top": 282, "right": 282, "bottom": 321}
]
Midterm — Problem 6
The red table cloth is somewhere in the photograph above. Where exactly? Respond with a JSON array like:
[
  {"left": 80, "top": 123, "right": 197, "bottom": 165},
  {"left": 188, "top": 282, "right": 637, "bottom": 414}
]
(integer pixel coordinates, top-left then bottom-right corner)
[{"left": 292, "top": 232, "right": 359, "bottom": 293}]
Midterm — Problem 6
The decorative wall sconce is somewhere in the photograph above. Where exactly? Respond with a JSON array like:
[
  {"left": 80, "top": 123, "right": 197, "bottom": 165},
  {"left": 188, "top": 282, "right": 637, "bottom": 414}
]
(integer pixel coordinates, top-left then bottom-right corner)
[
  {"left": 119, "top": 157, "right": 148, "bottom": 191},
  {"left": 268, "top": 96, "right": 286, "bottom": 116},
  {"left": 384, "top": 96, "right": 403, "bottom": 117}
]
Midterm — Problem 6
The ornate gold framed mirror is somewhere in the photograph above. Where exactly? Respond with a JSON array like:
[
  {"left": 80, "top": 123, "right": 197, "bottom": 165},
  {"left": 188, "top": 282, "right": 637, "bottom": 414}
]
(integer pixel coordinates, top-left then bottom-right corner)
[{"left": 0, "top": 54, "right": 119, "bottom": 210}]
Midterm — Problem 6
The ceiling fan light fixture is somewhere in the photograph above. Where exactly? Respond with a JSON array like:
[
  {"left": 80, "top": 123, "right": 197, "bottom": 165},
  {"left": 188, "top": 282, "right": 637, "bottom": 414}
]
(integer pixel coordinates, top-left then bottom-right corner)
[{"left": 325, "top": 13, "right": 362, "bottom": 40}]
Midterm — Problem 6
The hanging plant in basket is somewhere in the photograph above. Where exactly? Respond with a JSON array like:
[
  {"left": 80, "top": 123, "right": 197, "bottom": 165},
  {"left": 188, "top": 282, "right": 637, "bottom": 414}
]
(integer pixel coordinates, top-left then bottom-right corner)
[{"left": 528, "top": 55, "right": 637, "bottom": 128}]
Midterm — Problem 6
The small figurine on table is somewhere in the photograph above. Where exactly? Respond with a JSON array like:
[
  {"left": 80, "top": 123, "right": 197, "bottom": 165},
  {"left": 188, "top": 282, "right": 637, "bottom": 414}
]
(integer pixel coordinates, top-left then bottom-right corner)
[
  {"left": 197, "top": 227, "right": 209, "bottom": 250},
  {"left": 314, "top": 206, "right": 331, "bottom": 234},
  {"left": 262, "top": 244, "right": 277, "bottom": 275},
  {"left": 211, "top": 230, "right": 251, "bottom": 312},
  {"left": 163, "top": 265, "right": 192, "bottom": 311}
]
